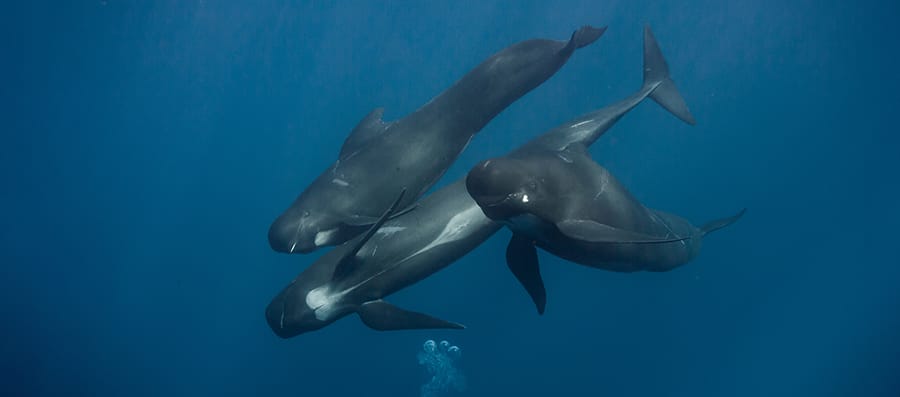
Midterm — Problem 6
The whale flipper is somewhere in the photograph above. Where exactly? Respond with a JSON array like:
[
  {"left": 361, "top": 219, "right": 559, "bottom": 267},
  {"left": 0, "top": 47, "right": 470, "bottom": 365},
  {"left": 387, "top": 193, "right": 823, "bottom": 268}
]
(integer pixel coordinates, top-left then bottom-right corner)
[
  {"left": 332, "top": 189, "right": 407, "bottom": 280},
  {"left": 556, "top": 219, "right": 690, "bottom": 244},
  {"left": 506, "top": 234, "right": 546, "bottom": 315},
  {"left": 339, "top": 107, "right": 392, "bottom": 160},
  {"left": 357, "top": 300, "right": 465, "bottom": 331},
  {"left": 700, "top": 208, "right": 746, "bottom": 236}
]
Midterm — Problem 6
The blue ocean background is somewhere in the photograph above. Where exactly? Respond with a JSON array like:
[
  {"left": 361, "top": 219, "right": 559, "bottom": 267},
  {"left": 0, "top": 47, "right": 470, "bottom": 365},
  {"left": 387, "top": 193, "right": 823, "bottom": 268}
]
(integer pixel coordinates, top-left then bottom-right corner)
[{"left": 3, "top": 1, "right": 898, "bottom": 396}]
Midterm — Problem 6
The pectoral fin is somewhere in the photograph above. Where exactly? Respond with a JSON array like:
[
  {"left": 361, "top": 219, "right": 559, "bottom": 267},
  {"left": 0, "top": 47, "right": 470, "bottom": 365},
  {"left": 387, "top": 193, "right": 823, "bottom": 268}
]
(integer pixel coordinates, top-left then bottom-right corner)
[
  {"left": 557, "top": 219, "right": 689, "bottom": 244},
  {"left": 332, "top": 189, "right": 407, "bottom": 280},
  {"left": 506, "top": 234, "right": 546, "bottom": 315},
  {"left": 357, "top": 300, "right": 465, "bottom": 331},
  {"left": 699, "top": 208, "right": 746, "bottom": 236}
]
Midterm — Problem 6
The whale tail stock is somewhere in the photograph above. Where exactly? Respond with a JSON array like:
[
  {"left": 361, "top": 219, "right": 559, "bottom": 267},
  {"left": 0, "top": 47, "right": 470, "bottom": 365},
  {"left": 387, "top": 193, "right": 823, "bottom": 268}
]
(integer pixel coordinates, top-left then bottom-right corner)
[{"left": 642, "top": 26, "right": 696, "bottom": 125}]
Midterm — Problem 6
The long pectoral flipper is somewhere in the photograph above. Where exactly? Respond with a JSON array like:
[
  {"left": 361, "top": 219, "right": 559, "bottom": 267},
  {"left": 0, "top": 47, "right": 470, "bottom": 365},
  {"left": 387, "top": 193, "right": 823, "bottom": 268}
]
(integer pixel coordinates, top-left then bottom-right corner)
[
  {"left": 506, "top": 234, "right": 547, "bottom": 315},
  {"left": 332, "top": 188, "right": 408, "bottom": 280},
  {"left": 357, "top": 300, "right": 465, "bottom": 331}
]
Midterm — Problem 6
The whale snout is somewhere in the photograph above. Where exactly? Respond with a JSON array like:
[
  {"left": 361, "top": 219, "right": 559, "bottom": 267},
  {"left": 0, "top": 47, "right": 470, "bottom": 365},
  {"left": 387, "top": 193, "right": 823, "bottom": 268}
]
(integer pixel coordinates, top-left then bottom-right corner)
[
  {"left": 467, "top": 160, "right": 512, "bottom": 202},
  {"left": 265, "top": 295, "right": 294, "bottom": 339},
  {"left": 266, "top": 284, "right": 326, "bottom": 338},
  {"left": 268, "top": 216, "right": 317, "bottom": 254},
  {"left": 466, "top": 158, "right": 539, "bottom": 221},
  {"left": 467, "top": 158, "right": 528, "bottom": 203}
]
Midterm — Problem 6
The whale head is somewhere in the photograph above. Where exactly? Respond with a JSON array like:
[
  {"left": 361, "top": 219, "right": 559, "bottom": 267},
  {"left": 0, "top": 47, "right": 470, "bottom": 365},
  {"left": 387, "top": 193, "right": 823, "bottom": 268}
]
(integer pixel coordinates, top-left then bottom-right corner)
[
  {"left": 265, "top": 276, "right": 351, "bottom": 338},
  {"left": 268, "top": 202, "right": 347, "bottom": 254},
  {"left": 466, "top": 158, "right": 543, "bottom": 221}
]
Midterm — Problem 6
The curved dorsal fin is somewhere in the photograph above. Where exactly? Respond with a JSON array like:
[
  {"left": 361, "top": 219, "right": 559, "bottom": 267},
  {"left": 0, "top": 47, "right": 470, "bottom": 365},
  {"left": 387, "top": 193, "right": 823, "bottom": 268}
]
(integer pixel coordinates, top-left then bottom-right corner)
[{"left": 339, "top": 107, "right": 391, "bottom": 160}]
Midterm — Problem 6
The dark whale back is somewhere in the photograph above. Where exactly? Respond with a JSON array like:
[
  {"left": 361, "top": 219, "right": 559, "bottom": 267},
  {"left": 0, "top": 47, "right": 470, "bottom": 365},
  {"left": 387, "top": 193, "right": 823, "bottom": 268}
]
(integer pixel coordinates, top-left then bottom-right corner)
[{"left": 268, "top": 26, "right": 606, "bottom": 254}]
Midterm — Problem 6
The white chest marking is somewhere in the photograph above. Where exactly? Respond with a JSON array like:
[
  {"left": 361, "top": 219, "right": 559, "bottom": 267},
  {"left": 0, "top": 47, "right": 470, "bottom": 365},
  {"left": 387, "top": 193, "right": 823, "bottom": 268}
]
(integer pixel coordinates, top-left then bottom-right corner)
[
  {"left": 331, "top": 178, "right": 350, "bottom": 187},
  {"left": 306, "top": 286, "right": 348, "bottom": 321},
  {"left": 315, "top": 229, "right": 338, "bottom": 247}
]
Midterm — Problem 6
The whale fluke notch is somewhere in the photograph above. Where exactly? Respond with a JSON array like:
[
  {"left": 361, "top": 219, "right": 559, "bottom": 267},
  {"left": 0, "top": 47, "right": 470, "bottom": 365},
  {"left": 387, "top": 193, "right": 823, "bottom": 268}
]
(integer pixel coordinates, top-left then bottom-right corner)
[
  {"left": 643, "top": 26, "right": 695, "bottom": 125},
  {"left": 506, "top": 234, "right": 547, "bottom": 315},
  {"left": 332, "top": 188, "right": 407, "bottom": 280},
  {"left": 357, "top": 300, "right": 465, "bottom": 331},
  {"left": 556, "top": 219, "right": 692, "bottom": 244},
  {"left": 339, "top": 107, "right": 392, "bottom": 160}
]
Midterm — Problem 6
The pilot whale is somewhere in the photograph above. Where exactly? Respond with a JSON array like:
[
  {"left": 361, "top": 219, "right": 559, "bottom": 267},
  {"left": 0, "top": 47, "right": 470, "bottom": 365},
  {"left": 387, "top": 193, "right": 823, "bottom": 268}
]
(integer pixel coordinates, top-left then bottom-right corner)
[
  {"left": 266, "top": 26, "right": 693, "bottom": 337},
  {"left": 268, "top": 26, "right": 606, "bottom": 254},
  {"left": 465, "top": 27, "right": 742, "bottom": 314},
  {"left": 466, "top": 143, "right": 745, "bottom": 314}
]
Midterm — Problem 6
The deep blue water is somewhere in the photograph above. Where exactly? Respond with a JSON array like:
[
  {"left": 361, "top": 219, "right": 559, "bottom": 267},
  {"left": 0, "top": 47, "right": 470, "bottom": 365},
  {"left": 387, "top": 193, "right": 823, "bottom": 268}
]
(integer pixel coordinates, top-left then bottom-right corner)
[{"left": 3, "top": 1, "right": 899, "bottom": 396}]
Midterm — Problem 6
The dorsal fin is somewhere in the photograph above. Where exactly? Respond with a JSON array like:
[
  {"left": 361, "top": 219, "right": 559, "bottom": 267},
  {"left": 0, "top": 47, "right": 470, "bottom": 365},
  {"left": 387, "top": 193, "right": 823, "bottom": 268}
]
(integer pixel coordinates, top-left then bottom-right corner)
[
  {"left": 339, "top": 107, "right": 391, "bottom": 160},
  {"left": 331, "top": 188, "right": 407, "bottom": 280},
  {"left": 560, "top": 25, "right": 606, "bottom": 55}
]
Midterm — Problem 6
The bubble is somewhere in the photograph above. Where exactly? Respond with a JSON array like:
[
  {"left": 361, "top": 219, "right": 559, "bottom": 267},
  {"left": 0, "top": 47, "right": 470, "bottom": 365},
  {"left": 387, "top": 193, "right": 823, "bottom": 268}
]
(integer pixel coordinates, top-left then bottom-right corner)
[
  {"left": 423, "top": 340, "right": 437, "bottom": 353},
  {"left": 417, "top": 339, "right": 466, "bottom": 397}
]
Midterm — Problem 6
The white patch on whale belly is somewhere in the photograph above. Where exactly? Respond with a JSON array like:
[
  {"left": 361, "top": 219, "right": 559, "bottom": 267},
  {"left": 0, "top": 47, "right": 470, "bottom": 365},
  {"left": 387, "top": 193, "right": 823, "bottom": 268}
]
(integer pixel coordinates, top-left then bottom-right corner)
[
  {"left": 570, "top": 119, "right": 594, "bottom": 129},
  {"left": 315, "top": 229, "right": 338, "bottom": 247},
  {"left": 306, "top": 285, "right": 347, "bottom": 321},
  {"left": 375, "top": 226, "right": 406, "bottom": 237},
  {"left": 408, "top": 205, "right": 482, "bottom": 258},
  {"left": 331, "top": 178, "right": 350, "bottom": 187}
]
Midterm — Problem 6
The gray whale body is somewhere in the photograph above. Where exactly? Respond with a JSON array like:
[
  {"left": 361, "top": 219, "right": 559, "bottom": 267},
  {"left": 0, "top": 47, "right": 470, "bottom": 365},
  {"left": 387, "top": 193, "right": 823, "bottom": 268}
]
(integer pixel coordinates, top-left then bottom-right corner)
[
  {"left": 466, "top": 27, "right": 742, "bottom": 314},
  {"left": 268, "top": 26, "right": 605, "bottom": 254},
  {"left": 266, "top": 26, "right": 696, "bottom": 337}
]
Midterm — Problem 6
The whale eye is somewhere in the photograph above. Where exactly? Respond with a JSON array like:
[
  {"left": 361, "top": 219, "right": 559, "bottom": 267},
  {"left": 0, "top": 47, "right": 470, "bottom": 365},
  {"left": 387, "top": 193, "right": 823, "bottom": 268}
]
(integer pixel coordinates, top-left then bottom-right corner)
[{"left": 302, "top": 210, "right": 310, "bottom": 218}]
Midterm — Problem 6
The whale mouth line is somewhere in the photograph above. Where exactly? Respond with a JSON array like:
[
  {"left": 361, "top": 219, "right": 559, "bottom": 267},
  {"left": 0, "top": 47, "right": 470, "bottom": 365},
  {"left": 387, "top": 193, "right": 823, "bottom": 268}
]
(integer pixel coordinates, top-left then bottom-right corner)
[
  {"left": 288, "top": 220, "right": 304, "bottom": 253},
  {"left": 481, "top": 194, "right": 517, "bottom": 208}
]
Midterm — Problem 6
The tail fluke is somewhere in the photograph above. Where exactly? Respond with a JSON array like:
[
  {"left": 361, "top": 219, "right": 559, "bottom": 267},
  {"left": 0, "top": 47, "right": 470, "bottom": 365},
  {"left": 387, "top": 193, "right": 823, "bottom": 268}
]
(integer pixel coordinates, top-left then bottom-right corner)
[
  {"left": 700, "top": 208, "right": 746, "bottom": 236},
  {"left": 562, "top": 25, "right": 607, "bottom": 55},
  {"left": 572, "top": 25, "right": 607, "bottom": 49},
  {"left": 642, "top": 26, "right": 696, "bottom": 125}
]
